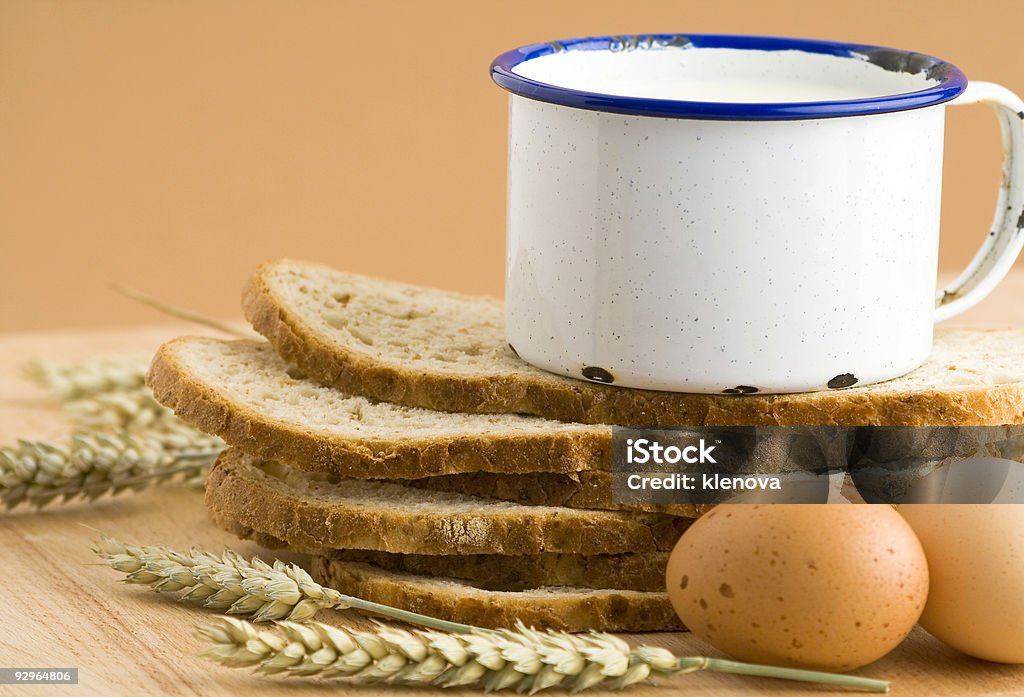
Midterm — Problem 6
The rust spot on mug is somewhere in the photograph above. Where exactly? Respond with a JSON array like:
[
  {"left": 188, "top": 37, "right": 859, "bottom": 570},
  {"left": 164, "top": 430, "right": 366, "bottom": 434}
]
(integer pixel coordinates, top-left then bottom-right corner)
[
  {"left": 608, "top": 34, "right": 691, "bottom": 52},
  {"left": 858, "top": 48, "right": 949, "bottom": 81},
  {"left": 582, "top": 366, "right": 615, "bottom": 383},
  {"left": 610, "top": 35, "right": 653, "bottom": 52},
  {"left": 722, "top": 385, "right": 759, "bottom": 394},
  {"left": 827, "top": 373, "right": 859, "bottom": 389},
  {"left": 657, "top": 35, "right": 692, "bottom": 49}
]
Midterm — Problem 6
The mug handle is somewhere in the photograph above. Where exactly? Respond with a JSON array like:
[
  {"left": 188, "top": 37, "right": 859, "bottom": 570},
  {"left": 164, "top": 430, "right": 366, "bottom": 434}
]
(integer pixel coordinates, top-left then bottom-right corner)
[{"left": 935, "top": 81, "right": 1024, "bottom": 322}]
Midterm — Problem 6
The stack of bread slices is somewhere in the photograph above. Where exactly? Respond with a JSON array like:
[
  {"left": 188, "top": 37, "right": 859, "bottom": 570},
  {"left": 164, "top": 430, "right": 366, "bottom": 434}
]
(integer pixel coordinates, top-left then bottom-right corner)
[{"left": 147, "top": 259, "right": 1024, "bottom": 632}]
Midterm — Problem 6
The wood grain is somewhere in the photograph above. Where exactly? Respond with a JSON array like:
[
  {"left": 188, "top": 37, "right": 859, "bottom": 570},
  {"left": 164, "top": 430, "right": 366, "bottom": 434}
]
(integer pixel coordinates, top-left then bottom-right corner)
[{"left": 2, "top": 279, "right": 1024, "bottom": 696}]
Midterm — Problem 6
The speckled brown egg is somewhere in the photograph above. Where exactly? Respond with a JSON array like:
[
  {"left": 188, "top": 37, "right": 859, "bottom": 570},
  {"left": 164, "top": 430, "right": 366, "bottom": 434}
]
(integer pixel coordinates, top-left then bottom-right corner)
[{"left": 666, "top": 505, "right": 929, "bottom": 671}]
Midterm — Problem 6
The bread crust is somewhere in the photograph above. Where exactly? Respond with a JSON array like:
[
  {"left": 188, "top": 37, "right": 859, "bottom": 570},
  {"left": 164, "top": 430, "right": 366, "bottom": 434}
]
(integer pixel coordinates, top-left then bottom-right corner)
[
  {"left": 311, "top": 557, "right": 684, "bottom": 632},
  {"left": 243, "top": 260, "right": 1024, "bottom": 427},
  {"left": 148, "top": 337, "right": 611, "bottom": 478},
  {"left": 204, "top": 450, "right": 689, "bottom": 556}
]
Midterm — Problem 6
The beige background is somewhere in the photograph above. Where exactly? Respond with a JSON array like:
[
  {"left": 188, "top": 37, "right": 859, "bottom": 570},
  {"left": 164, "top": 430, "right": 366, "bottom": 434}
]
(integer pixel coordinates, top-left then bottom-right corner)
[{"left": 2, "top": 0, "right": 1022, "bottom": 331}]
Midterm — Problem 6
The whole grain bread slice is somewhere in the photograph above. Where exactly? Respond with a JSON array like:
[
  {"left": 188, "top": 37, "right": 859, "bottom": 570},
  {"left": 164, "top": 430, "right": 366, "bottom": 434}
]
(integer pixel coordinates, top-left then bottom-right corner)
[
  {"left": 327, "top": 549, "right": 669, "bottom": 592},
  {"left": 205, "top": 449, "right": 689, "bottom": 556},
  {"left": 311, "top": 557, "right": 683, "bottom": 632},
  {"left": 148, "top": 336, "right": 608, "bottom": 478},
  {"left": 243, "top": 258, "right": 1024, "bottom": 427}
]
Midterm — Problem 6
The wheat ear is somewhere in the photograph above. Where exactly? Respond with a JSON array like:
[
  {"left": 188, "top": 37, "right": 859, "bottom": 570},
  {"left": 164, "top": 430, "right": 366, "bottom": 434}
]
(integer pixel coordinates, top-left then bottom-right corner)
[
  {"left": 25, "top": 356, "right": 149, "bottom": 399},
  {"left": 25, "top": 356, "right": 176, "bottom": 430},
  {"left": 62, "top": 389, "right": 175, "bottom": 429},
  {"left": 197, "top": 617, "right": 890, "bottom": 693},
  {"left": 1, "top": 431, "right": 220, "bottom": 509},
  {"left": 94, "top": 536, "right": 472, "bottom": 631}
]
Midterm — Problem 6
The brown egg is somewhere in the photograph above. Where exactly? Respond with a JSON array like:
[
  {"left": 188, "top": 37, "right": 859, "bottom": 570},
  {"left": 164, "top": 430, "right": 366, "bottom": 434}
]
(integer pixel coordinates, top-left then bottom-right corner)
[
  {"left": 666, "top": 504, "right": 929, "bottom": 671},
  {"left": 899, "top": 504, "right": 1024, "bottom": 663}
]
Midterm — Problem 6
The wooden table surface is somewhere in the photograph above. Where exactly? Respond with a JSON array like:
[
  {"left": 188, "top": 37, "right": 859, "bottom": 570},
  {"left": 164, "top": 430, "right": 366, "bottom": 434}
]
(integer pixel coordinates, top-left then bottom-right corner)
[{"left": 3, "top": 275, "right": 1024, "bottom": 696}]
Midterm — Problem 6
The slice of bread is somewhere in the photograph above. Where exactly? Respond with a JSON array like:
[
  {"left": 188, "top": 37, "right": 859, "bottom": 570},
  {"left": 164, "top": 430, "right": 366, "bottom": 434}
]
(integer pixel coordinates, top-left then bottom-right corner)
[
  {"left": 327, "top": 549, "right": 669, "bottom": 592},
  {"left": 205, "top": 449, "right": 689, "bottom": 556},
  {"left": 406, "top": 470, "right": 704, "bottom": 517},
  {"left": 148, "top": 337, "right": 833, "bottom": 483},
  {"left": 311, "top": 557, "right": 683, "bottom": 632},
  {"left": 148, "top": 336, "right": 608, "bottom": 478},
  {"left": 243, "top": 258, "right": 1024, "bottom": 427}
]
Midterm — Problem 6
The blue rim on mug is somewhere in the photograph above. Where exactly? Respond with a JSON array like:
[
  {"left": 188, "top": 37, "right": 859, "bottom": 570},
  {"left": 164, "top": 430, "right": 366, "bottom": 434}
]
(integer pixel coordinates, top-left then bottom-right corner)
[{"left": 490, "top": 34, "right": 968, "bottom": 120}]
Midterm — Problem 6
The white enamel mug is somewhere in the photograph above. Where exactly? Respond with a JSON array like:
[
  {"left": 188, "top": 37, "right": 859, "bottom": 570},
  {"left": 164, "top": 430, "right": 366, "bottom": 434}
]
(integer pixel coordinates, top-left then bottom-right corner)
[{"left": 491, "top": 34, "right": 1024, "bottom": 394}]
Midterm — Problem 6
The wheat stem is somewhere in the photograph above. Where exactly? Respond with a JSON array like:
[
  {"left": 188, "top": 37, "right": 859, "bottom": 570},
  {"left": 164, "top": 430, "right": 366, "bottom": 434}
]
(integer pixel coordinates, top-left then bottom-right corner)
[
  {"left": 690, "top": 657, "right": 889, "bottom": 691},
  {"left": 109, "top": 283, "right": 254, "bottom": 339}
]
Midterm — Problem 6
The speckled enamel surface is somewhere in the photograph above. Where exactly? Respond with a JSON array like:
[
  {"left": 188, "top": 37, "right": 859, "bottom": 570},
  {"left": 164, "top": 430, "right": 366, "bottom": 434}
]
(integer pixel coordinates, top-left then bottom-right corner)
[{"left": 505, "top": 96, "right": 946, "bottom": 393}]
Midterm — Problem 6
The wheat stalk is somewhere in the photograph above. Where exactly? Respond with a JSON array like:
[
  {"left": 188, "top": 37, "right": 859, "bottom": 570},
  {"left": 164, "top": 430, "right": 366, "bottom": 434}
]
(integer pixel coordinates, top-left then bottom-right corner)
[
  {"left": 0, "top": 431, "right": 221, "bottom": 508},
  {"left": 94, "top": 536, "right": 472, "bottom": 630},
  {"left": 197, "top": 617, "right": 890, "bottom": 693}
]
